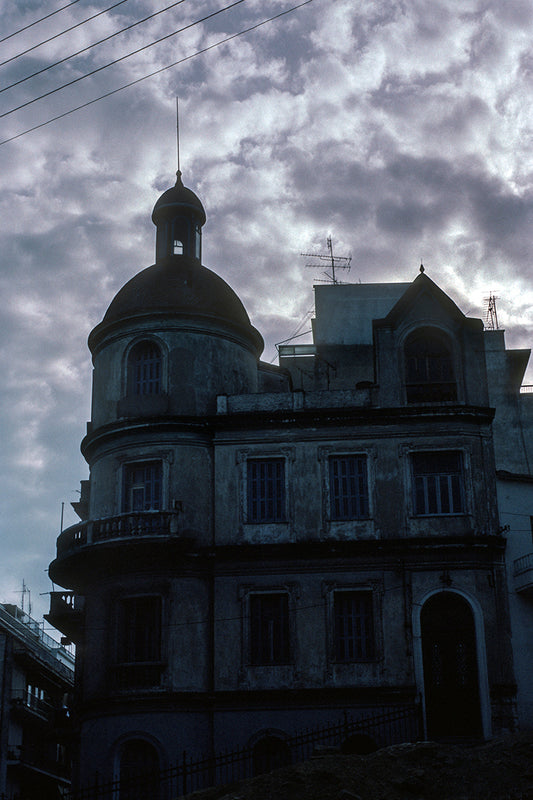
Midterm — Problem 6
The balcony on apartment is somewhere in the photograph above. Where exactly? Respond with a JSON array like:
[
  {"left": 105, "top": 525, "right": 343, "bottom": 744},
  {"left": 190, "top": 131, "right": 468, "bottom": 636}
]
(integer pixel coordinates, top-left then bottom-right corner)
[
  {"left": 45, "top": 592, "right": 85, "bottom": 644},
  {"left": 513, "top": 553, "right": 533, "bottom": 592}
]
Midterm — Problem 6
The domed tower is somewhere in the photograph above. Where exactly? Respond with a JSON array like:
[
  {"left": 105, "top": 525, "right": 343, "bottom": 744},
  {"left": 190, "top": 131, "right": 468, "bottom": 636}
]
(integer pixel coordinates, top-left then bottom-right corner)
[{"left": 48, "top": 172, "right": 264, "bottom": 792}]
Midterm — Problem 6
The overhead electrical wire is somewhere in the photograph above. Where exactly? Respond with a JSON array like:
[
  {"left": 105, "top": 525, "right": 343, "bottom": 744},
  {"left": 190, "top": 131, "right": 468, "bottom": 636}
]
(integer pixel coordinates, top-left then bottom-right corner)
[
  {"left": 0, "top": 0, "right": 132, "bottom": 67},
  {"left": 0, "top": 0, "right": 247, "bottom": 119},
  {"left": 1, "top": 0, "right": 189, "bottom": 94},
  {"left": 0, "top": 0, "right": 83, "bottom": 45},
  {"left": 0, "top": 0, "right": 314, "bottom": 147}
]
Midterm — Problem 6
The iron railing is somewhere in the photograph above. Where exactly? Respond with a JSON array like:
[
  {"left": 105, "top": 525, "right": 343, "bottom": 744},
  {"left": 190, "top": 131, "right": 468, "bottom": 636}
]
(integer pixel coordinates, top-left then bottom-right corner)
[
  {"left": 514, "top": 552, "right": 533, "bottom": 576},
  {"left": 67, "top": 703, "right": 421, "bottom": 800}
]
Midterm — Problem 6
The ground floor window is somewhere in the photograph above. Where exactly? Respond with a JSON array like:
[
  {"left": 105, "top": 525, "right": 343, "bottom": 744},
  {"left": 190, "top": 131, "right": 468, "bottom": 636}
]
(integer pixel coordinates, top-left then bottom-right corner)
[
  {"left": 250, "top": 593, "right": 290, "bottom": 665},
  {"left": 334, "top": 590, "right": 375, "bottom": 662}
]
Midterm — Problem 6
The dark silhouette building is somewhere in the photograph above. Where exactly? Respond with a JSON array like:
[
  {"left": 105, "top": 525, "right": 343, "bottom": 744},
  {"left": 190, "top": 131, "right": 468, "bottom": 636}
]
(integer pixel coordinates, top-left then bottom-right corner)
[{"left": 48, "top": 170, "right": 527, "bottom": 796}]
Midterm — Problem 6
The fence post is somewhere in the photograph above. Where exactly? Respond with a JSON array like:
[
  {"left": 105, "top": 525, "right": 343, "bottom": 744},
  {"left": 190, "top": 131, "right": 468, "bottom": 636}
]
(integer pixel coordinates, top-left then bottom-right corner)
[
  {"left": 92, "top": 771, "right": 99, "bottom": 800},
  {"left": 182, "top": 750, "right": 187, "bottom": 796}
]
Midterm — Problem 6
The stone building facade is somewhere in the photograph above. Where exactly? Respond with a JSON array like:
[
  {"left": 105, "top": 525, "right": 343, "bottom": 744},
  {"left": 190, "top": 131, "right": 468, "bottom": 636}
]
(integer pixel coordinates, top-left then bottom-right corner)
[{"left": 48, "top": 172, "right": 523, "bottom": 795}]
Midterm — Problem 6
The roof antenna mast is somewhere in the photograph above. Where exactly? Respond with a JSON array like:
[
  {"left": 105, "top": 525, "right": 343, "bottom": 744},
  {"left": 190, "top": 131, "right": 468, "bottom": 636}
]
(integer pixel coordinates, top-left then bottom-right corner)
[
  {"left": 176, "top": 96, "right": 181, "bottom": 174},
  {"left": 301, "top": 236, "right": 352, "bottom": 284},
  {"left": 484, "top": 292, "right": 500, "bottom": 330}
]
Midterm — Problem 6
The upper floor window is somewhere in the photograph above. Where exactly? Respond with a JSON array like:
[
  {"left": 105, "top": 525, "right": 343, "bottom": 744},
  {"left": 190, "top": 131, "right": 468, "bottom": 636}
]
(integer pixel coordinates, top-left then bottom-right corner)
[
  {"left": 329, "top": 455, "right": 369, "bottom": 520},
  {"left": 404, "top": 329, "right": 456, "bottom": 402},
  {"left": 118, "top": 596, "right": 162, "bottom": 664},
  {"left": 128, "top": 341, "right": 161, "bottom": 396},
  {"left": 116, "top": 595, "right": 163, "bottom": 689},
  {"left": 123, "top": 462, "right": 162, "bottom": 512},
  {"left": 250, "top": 593, "right": 290, "bottom": 665},
  {"left": 412, "top": 451, "right": 464, "bottom": 516},
  {"left": 334, "top": 591, "right": 375, "bottom": 662},
  {"left": 247, "top": 458, "right": 286, "bottom": 523}
]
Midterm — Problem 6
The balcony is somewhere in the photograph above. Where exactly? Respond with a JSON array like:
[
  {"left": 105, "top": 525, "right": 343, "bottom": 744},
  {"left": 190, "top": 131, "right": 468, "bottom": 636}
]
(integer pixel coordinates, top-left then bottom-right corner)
[
  {"left": 11, "top": 692, "right": 54, "bottom": 723},
  {"left": 56, "top": 511, "right": 182, "bottom": 557},
  {"left": 45, "top": 592, "right": 84, "bottom": 643},
  {"left": 513, "top": 553, "right": 533, "bottom": 592},
  {"left": 7, "top": 743, "right": 70, "bottom": 781}
]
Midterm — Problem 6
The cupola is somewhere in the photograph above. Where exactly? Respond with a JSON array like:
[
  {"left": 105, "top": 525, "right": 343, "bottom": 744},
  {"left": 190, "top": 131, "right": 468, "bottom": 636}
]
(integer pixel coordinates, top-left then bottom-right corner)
[{"left": 152, "top": 170, "right": 206, "bottom": 263}]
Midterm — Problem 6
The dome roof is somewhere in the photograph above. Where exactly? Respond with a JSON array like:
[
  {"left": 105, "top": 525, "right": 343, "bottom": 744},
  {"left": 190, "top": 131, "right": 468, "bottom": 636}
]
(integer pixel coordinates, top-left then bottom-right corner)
[
  {"left": 89, "top": 258, "right": 263, "bottom": 353},
  {"left": 151, "top": 171, "right": 206, "bottom": 226}
]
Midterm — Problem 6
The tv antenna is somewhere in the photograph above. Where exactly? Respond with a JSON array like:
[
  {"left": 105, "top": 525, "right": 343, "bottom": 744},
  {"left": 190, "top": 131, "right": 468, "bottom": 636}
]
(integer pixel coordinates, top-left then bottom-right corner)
[
  {"left": 301, "top": 236, "right": 351, "bottom": 284},
  {"left": 484, "top": 293, "right": 500, "bottom": 330},
  {"left": 20, "top": 579, "right": 31, "bottom": 616}
]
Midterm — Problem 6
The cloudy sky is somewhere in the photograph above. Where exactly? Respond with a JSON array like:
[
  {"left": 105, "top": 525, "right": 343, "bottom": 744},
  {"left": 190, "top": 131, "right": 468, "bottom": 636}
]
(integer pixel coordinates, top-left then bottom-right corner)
[{"left": 0, "top": 0, "right": 532, "bottom": 626}]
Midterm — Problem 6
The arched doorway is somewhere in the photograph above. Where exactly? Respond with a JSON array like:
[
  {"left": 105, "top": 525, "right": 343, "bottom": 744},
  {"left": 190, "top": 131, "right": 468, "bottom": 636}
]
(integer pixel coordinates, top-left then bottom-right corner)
[
  {"left": 119, "top": 739, "right": 160, "bottom": 800},
  {"left": 252, "top": 735, "right": 291, "bottom": 776},
  {"left": 421, "top": 592, "right": 482, "bottom": 738}
]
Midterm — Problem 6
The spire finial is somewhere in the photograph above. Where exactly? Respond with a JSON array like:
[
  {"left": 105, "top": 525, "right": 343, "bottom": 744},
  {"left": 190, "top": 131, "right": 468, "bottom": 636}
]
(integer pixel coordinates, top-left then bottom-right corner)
[{"left": 419, "top": 262, "right": 424, "bottom": 273}]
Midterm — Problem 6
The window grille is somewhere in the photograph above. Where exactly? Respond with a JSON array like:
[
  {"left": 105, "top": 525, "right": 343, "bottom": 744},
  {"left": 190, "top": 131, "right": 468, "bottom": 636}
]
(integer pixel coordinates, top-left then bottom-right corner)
[
  {"left": 119, "top": 596, "right": 162, "bottom": 664},
  {"left": 412, "top": 451, "right": 464, "bottom": 515},
  {"left": 329, "top": 455, "right": 369, "bottom": 520},
  {"left": 247, "top": 459, "right": 286, "bottom": 523},
  {"left": 128, "top": 341, "right": 161, "bottom": 396},
  {"left": 250, "top": 594, "right": 290, "bottom": 665},
  {"left": 334, "top": 591, "right": 374, "bottom": 662}
]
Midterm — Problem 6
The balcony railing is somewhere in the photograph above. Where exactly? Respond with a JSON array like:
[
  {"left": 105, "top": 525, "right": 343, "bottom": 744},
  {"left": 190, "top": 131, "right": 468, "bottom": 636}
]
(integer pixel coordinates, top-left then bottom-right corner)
[
  {"left": 513, "top": 552, "right": 533, "bottom": 592},
  {"left": 46, "top": 592, "right": 85, "bottom": 643},
  {"left": 11, "top": 691, "right": 55, "bottom": 722},
  {"left": 56, "top": 511, "right": 182, "bottom": 556}
]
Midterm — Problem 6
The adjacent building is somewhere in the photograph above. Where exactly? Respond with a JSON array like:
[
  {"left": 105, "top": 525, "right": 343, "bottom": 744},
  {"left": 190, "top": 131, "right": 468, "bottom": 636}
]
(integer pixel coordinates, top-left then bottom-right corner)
[
  {"left": 47, "top": 169, "right": 530, "bottom": 796},
  {"left": 0, "top": 603, "right": 74, "bottom": 800}
]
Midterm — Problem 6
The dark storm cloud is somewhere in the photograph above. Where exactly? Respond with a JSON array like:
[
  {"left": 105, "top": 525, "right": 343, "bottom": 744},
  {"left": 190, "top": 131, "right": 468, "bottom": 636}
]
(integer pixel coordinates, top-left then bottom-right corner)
[{"left": 1, "top": 0, "right": 532, "bottom": 620}]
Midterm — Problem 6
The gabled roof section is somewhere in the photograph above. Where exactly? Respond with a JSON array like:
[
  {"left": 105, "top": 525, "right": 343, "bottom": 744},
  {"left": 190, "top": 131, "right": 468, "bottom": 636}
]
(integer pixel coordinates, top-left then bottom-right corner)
[{"left": 374, "top": 271, "right": 482, "bottom": 333}]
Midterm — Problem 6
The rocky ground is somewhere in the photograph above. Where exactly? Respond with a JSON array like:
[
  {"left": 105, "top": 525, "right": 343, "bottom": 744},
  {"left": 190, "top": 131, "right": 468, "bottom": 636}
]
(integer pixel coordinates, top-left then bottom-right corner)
[{"left": 183, "top": 734, "right": 533, "bottom": 800}]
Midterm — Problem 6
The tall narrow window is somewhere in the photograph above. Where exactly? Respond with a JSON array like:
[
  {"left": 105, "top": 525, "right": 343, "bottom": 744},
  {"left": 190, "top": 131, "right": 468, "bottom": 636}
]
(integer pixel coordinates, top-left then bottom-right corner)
[
  {"left": 334, "top": 591, "right": 374, "bottom": 662},
  {"left": 412, "top": 451, "right": 464, "bottom": 515},
  {"left": 250, "top": 593, "right": 290, "bottom": 665},
  {"left": 128, "top": 341, "right": 161, "bottom": 396},
  {"left": 124, "top": 462, "right": 162, "bottom": 512},
  {"left": 247, "top": 459, "right": 286, "bottom": 523},
  {"left": 116, "top": 596, "right": 163, "bottom": 689},
  {"left": 404, "top": 329, "right": 456, "bottom": 402},
  {"left": 118, "top": 596, "right": 161, "bottom": 664},
  {"left": 329, "top": 455, "right": 369, "bottom": 520}
]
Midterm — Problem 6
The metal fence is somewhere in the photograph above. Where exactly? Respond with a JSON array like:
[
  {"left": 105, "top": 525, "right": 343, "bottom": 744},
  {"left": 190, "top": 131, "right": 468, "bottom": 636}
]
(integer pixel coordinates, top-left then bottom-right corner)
[{"left": 68, "top": 703, "right": 421, "bottom": 800}]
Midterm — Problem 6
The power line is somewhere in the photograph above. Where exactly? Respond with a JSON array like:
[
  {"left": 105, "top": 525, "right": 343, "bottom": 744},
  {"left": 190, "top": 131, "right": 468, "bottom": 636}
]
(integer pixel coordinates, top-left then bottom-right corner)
[
  {"left": 0, "top": 0, "right": 83, "bottom": 45},
  {"left": 1, "top": 0, "right": 189, "bottom": 95},
  {"left": 0, "top": 0, "right": 247, "bottom": 119},
  {"left": 0, "top": 0, "right": 315, "bottom": 147},
  {"left": 0, "top": 0, "right": 132, "bottom": 68}
]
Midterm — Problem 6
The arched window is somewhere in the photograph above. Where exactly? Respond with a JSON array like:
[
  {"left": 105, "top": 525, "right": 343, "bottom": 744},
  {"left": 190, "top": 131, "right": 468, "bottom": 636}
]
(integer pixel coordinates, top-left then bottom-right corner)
[
  {"left": 404, "top": 329, "right": 456, "bottom": 402},
  {"left": 119, "top": 739, "right": 160, "bottom": 800},
  {"left": 128, "top": 341, "right": 161, "bottom": 396}
]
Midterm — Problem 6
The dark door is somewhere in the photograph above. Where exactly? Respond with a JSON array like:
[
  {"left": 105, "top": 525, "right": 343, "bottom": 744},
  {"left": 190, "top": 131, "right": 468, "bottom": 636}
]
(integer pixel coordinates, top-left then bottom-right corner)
[{"left": 421, "top": 592, "right": 482, "bottom": 738}]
